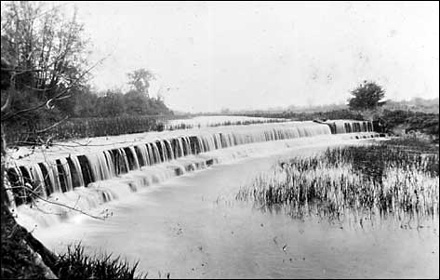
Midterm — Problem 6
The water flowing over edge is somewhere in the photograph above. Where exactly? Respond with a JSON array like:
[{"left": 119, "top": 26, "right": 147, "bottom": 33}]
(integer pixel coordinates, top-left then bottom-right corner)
[{"left": 5, "top": 120, "right": 377, "bottom": 229}]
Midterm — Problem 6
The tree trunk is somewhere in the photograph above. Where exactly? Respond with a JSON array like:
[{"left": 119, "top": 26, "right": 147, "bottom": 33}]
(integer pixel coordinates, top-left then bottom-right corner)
[{"left": 2, "top": 68, "right": 59, "bottom": 277}]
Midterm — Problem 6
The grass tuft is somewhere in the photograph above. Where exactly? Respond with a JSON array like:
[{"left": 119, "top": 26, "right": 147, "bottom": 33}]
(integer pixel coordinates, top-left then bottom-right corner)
[{"left": 54, "top": 243, "right": 148, "bottom": 279}]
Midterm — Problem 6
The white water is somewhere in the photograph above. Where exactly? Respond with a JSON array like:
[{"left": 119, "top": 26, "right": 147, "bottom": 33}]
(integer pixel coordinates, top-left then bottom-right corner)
[
  {"left": 7, "top": 120, "right": 372, "bottom": 214},
  {"left": 26, "top": 135, "right": 438, "bottom": 279}
]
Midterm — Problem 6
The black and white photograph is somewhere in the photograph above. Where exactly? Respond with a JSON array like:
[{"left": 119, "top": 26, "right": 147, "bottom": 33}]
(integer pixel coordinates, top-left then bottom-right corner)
[{"left": 1, "top": 1, "right": 438, "bottom": 279}]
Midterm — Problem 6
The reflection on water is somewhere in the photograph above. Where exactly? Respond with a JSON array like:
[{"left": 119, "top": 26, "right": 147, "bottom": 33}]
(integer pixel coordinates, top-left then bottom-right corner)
[{"left": 30, "top": 140, "right": 439, "bottom": 279}]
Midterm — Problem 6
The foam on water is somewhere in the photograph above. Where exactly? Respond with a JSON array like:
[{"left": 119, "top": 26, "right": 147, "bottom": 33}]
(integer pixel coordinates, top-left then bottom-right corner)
[{"left": 6, "top": 120, "right": 375, "bottom": 229}]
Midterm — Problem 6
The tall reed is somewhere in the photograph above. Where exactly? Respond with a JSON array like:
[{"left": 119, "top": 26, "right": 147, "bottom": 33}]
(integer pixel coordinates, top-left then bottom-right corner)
[{"left": 237, "top": 139, "right": 439, "bottom": 225}]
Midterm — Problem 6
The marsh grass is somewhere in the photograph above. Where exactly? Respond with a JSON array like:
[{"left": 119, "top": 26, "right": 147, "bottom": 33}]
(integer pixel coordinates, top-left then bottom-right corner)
[
  {"left": 54, "top": 243, "right": 148, "bottom": 279},
  {"left": 237, "top": 139, "right": 439, "bottom": 226},
  {"left": 6, "top": 116, "right": 166, "bottom": 145}
]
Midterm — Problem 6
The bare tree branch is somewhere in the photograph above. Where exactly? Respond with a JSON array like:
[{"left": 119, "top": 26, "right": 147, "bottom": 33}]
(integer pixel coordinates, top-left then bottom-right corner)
[
  {"left": 2, "top": 54, "right": 109, "bottom": 121},
  {"left": 6, "top": 183, "right": 106, "bottom": 220},
  {"left": 35, "top": 116, "right": 69, "bottom": 134}
]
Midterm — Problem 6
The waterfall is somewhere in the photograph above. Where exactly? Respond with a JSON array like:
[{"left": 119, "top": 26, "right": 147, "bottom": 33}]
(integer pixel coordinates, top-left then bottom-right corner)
[
  {"left": 323, "top": 120, "right": 373, "bottom": 134},
  {"left": 56, "top": 158, "right": 74, "bottom": 193},
  {"left": 6, "top": 120, "right": 376, "bottom": 209},
  {"left": 67, "top": 155, "right": 85, "bottom": 188}
]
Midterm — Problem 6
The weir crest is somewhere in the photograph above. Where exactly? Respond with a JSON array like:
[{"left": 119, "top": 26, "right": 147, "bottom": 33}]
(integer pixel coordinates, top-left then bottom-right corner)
[{"left": 6, "top": 120, "right": 376, "bottom": 218}]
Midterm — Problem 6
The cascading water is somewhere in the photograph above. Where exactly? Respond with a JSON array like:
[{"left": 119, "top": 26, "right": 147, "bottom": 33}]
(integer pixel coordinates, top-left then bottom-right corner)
[
  {"left": 6, "top": 120, "right": 376, "bottom": 226},
  {"left": 323, "top": 119, "right": 374, "bottom": 134}
]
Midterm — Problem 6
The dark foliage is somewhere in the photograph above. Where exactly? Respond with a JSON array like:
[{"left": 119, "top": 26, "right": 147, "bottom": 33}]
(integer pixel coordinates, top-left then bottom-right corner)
[
  {"left": 348, "top": 81, "right": 386, "bottom": 111},
  {"left": 1, "top": 210, "right": 47, "bottom": 279},
  {"left": 4, "top": 115, "right": 172, "bottom": 146},
  {"left": 381, "top": 109, "right": 439, "bottom": 136}
]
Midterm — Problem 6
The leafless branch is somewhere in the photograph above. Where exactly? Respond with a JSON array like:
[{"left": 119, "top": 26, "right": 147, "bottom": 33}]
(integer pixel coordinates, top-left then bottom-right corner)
[
  {"left": 35, "top": 116, "right": 69, "bottom": 134},
  {"left": 6, "top": 183, "right": 105, "bottom": 220},
  {"left": 3, "top": 54, "right": 109, "bottom": 121}
]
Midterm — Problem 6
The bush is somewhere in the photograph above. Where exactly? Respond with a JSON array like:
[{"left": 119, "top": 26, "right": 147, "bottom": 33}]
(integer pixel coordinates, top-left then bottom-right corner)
[{"left": 381, "top": 109, "right": 439, "bottom": 137}]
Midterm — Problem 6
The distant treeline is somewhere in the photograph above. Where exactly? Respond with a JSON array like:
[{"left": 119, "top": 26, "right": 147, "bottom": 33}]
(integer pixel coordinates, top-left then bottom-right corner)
[
  {"left": 383, "top": 98, "right": 439, "bottom": 114},
  {"left": 242, "top": 109, "right": 365, "bottom": 121},
  {"left": 222, "top": 97, "right": 439, "bottom": 116}
]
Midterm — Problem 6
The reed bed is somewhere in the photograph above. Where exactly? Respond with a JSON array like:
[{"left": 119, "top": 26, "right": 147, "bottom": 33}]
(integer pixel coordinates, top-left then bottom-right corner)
[
  {"left": 6, "top": 116, "right": 167, "bottom": 145},
  {"left": 237, "top": 139, "right": 439, "bottom": 225}
]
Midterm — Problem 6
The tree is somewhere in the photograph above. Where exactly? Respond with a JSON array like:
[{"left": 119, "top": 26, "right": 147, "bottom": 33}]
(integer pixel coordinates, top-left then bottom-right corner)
[
  {"left": 348, "top": 81, "right": 386, "bottom": 111},
  {"left": 127, "top": 68, "right": 155, "bottom": 97},
  {"left": 1, "top": 1, "right": 90, "bottom": 121},
  {"left": 2, "top": 54, "right": 59, "bottom": 279},
  {"left": 124, "top": 90, "right": 150, "bottom": 115},
  {"left": 96, "top": 89, "right": 126, "bottom": 117}
]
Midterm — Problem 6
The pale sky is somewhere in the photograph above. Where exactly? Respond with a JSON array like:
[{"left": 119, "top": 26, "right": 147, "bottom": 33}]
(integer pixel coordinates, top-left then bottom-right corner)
[{"left": 64, "top": 1, "right": 438, "bottom": 112}]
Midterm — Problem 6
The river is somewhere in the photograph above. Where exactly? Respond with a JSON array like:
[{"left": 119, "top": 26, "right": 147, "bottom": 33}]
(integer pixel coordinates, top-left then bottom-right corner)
[{"left": 29, "top": 137, "right": 439, "bottom": 279}]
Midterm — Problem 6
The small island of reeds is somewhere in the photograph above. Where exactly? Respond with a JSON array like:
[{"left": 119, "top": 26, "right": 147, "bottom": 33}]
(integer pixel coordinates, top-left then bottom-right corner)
[{"left": 237, "top": 137, "right": 439, "bottom": 228}]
